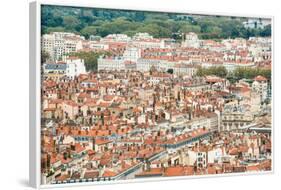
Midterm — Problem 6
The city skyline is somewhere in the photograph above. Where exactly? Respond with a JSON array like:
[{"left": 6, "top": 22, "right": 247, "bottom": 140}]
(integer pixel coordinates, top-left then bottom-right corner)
[{"left": 40, "top": 5, "right": 272, "bottom": 185}]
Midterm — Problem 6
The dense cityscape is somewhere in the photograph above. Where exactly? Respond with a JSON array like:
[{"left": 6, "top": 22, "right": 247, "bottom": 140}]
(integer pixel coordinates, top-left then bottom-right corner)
[{"left": 40, "top": 10, "right": 272, "bottom": 185}]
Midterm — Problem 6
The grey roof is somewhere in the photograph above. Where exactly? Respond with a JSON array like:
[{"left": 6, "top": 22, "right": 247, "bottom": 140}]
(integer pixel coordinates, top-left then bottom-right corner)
[{"left": 44, "top": 64, "right": 67, "bottom": 71}]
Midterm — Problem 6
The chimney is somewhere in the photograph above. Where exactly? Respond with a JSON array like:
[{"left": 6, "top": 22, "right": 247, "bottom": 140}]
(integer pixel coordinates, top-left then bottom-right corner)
[
  {"left": 71, "top": 144, "right": 75, "bottom": 151},
  {"left": 92, "top": 138, "right": 96, "bottom": 151},
  {"left": 63, "top": 152, "right": 68, "bottom": 160},
  {"left": 189, "top": 110, "right": 192, "bottom": 120},
  {"left": 135, "top": 115, "right": 138, "bottom": 125},
  {"left": 145, "top": 113, "right": 148, "bottom": 124}
]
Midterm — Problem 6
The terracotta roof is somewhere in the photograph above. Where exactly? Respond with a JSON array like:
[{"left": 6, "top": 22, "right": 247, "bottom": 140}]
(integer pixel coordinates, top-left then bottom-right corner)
[
  {"left": 254, "top": 75, "right": 267, "bottom": 81},
  {"left": 102, "top": 170, "right": 117, "bottom": 177},
  {"left": 84, "top": 171, "right": 99, "bottom": 179}
]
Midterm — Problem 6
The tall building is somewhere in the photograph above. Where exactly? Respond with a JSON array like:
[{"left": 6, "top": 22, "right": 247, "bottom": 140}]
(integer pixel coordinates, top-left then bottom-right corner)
[
  {"left": 64, "top": 57, "right": 86, "bottom": 79},
  {"left": 123, "top": 47, "right": 141, "bottom": 62},
  {"left": 41, "top": 32, "right": 84, "bottom": 61},
  {"left": 182, "top": 32, "right": 201, "bottom": 48},
  {"left": 43, "top": 56, "right": 86, "bottom": 80},
  {"left": 97, "top": 57, "right": 125, "bottom": 71},
  {"left": 252, "top": 75, "right": 268, "bottom": 102}
]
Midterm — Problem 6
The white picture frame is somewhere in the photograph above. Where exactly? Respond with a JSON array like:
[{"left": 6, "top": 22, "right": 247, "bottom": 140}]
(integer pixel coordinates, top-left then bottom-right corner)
[{"left": 29, "top": 1, "right": 274, "bottom": 188}]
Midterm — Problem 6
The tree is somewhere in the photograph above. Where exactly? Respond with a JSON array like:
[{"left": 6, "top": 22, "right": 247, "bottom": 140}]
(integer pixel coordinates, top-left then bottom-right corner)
[
  {"left": 196, "top": 66, "right": 227, "bottom": 77},
  {"left": 80, "top": 9, "right": 94, "bottom": 24},
  {"left": 80, "top": 26, "right": 97, "bottom": 39},
  {"left": 233, "top": 67, "right": 271, "bottom": 81},
  {"left": 260, "top": 25, "right": 271, "bottom": 37},
  {"left": 69, "top": 51, "right": 111, "bottom": 71},
  {"left": 45, "top": 26, "right": 65, "bottom": 34},
  {"left": 63, "top": 16, "right": 79, "bottom": 31},
  {"left": 196, "top": 67, "right": 204, "bottom": 77},
  {"left": 180, "top": 24, "right": 201, "bottom": 34},
  {"left": 42, "top": 5, "right": 272, "bottom": 40},
  {"left": 167, "top": 69, "right": 174, "bottom": 74},
  {"left": 214, "top": 66, "right": 228, "bottom": 77},
  {"left": 134, "top": 12, "right": 145, "bottom": 22}
]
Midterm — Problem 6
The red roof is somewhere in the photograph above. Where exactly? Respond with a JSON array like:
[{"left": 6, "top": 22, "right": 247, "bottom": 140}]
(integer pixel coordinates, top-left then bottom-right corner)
[
  {"left": 102, "top": 170, "right": 117, "bottom": 177},
  {"left": 254, "top": 75, "right": 267, "bottom": 81}
]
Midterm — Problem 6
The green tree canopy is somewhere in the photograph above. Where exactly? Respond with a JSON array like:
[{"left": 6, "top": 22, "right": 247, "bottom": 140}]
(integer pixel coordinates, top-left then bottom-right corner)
[
  {"left": 63, "top": 16, "right": 80, "bottom": 31},
  {"left": 80, "top": 26, "right": 97, "bottom": 39},
  {"left": 196, "top": 66, "right": 228, "bottom": 78},
  {"left": 69, "top": 51, "right": 111, "bottom": 71},
  {"left": 41, "top": 5, "right": 272, "bottom": 40}
]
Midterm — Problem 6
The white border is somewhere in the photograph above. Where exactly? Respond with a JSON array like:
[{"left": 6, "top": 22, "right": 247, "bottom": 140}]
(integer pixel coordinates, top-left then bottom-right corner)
[
  {"left": 30, "top": 1, "right": 41, "bottom": 189},
  {"left": 29, "top": 0, "right": 274, "bottom": 189}
]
